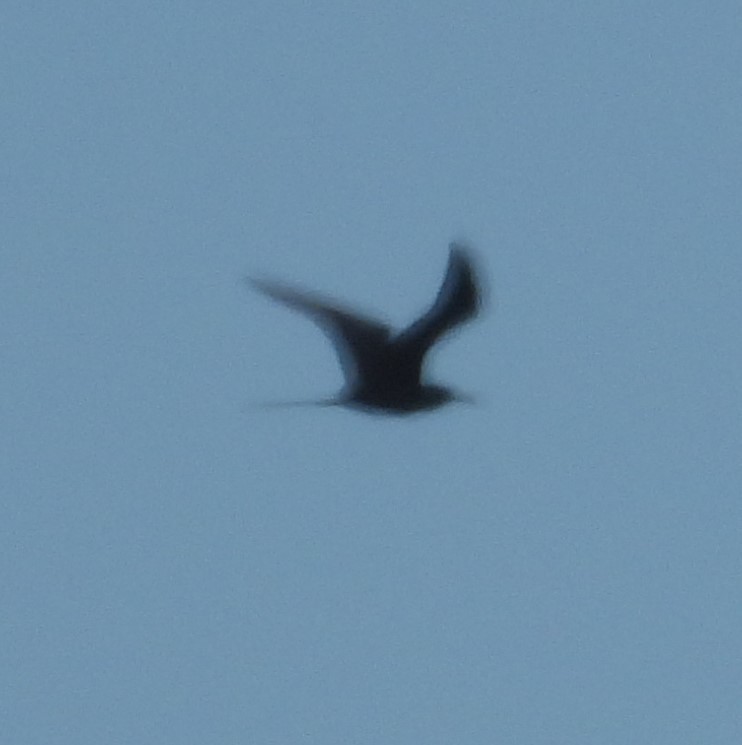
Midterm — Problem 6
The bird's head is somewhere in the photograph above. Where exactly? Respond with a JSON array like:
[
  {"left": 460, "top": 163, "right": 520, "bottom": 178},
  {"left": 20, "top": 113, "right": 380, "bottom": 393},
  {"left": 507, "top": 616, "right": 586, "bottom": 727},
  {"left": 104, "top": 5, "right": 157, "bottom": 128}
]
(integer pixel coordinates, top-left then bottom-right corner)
[{"left": 419, "top": 384, "right": 477, "bottom": 410}]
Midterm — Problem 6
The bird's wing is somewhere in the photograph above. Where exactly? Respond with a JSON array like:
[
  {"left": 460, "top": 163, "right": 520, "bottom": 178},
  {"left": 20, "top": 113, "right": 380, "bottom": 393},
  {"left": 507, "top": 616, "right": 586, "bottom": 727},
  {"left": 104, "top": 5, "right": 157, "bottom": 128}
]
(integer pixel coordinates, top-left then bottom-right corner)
[
  {"left": 249, "top": 278, "right": 391, "bottom": 386},
  {"left": 395, "top": 243, "right": 481, "bottom": 360}
]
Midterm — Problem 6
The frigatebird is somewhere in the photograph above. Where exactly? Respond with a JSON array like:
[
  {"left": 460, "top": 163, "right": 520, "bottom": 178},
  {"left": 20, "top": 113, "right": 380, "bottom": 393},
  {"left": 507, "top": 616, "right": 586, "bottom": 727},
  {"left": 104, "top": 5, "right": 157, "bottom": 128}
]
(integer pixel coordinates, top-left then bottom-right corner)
[{"left": 249, "top": 243, "right": 482, "bottom": 414}]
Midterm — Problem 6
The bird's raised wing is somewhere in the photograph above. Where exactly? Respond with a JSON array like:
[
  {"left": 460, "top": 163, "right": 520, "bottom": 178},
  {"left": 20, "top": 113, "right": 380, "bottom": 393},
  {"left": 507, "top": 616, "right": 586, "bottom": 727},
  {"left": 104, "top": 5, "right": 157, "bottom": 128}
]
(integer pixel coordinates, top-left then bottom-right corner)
[
  {"left": 249, "top": 278, "right": 391, "bottom": 387},
  {"left": 395, "top": 243, "right": 481, "bottom": 360}
]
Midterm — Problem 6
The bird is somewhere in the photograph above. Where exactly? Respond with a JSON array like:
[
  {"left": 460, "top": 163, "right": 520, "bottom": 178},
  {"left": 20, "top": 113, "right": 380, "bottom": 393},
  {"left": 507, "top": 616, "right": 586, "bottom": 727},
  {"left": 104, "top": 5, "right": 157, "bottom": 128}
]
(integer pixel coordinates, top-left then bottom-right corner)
[{"left": 249, "top": 243, "right": 483, "bottom": 414}]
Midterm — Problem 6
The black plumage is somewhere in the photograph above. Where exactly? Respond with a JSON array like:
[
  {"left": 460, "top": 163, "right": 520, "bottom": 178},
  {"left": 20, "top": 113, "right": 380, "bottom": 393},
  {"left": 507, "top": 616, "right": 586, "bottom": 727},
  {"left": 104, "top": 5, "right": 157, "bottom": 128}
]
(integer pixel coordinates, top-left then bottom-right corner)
[{"left": 249, "top": 243, "right": 483, "bottom": 414}]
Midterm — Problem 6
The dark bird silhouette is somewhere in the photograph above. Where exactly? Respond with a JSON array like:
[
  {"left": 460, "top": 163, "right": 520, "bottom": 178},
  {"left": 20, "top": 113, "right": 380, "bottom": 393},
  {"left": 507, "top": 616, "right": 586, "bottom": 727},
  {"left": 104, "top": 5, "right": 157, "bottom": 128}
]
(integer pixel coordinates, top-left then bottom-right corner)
[{"left": 249, "top": 243, "right": 483, "bottom": 414}]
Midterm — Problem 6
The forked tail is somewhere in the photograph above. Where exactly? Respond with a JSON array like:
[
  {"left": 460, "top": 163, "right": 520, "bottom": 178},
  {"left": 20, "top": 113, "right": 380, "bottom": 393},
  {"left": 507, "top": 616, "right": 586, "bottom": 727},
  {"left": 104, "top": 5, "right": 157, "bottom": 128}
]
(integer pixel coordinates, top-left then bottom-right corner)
[{"left": 244, "top": 397, "right": 344, "bottom": 411}]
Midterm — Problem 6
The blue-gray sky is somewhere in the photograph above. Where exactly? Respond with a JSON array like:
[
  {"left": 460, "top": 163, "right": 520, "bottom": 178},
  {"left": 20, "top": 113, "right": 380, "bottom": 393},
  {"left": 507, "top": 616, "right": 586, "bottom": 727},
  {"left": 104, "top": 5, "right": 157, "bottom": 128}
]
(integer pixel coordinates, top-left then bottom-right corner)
[{"left": 3, "top": 3, "right": 741, "bottom": 743}]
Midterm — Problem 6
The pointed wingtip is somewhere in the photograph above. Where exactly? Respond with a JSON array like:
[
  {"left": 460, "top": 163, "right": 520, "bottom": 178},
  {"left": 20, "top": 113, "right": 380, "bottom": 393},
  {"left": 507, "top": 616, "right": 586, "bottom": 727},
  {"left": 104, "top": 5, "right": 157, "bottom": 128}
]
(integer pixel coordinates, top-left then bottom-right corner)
[
  {"left": 243, "top": 275, "right": 266, "bottom": 296},
  {"left": 446, "top": 242, "right": 478, "bottom": 281},
  {"left": 450, "top": 241, "right": 488, "bottom": 311},
  {"left": 446, "top": 241, "right": 482, "bottom": 311},
  {"left": 448, "top": 240, "right": 472, "bottom": 258},
  {"left": 449, "top": 241, "right": 484, "bottom": 272},
  {"left": 245, "top": 276, "right": 272, "bottom": 294},
  {"left": 245, "top": 276, "right": 300, "bottom": 307}
]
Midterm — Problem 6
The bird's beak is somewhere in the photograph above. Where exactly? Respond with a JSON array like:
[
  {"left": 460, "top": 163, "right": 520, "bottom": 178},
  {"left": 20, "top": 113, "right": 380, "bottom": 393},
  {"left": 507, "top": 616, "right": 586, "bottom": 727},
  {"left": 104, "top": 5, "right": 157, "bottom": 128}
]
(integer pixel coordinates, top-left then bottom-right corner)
[{"left": 452, "top": 391, "right": 478, "bottom": 406}]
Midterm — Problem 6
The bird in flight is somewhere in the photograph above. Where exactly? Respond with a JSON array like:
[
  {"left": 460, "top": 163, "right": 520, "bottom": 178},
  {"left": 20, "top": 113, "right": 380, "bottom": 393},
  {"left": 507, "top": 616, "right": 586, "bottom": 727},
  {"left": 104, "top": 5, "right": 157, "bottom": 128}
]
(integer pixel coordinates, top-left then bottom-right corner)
[{"left": 249, "top": 243, "right": 483, "bottom": 414}]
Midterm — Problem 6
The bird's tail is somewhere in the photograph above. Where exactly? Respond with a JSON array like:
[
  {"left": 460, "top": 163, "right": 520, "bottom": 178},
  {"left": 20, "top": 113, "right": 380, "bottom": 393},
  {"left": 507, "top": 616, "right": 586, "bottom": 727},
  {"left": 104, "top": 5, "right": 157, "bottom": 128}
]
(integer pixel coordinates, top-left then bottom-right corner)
[{"left": 243, "top": 397, "right": 344, "bottom": 411}]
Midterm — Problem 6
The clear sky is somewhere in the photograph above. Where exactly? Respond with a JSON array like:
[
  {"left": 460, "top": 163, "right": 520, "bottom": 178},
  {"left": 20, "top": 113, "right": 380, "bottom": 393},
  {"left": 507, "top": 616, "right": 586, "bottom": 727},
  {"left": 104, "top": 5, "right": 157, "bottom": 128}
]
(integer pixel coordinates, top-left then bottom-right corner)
[{"left": 2, "top": 2, "right": 741, "bottom": 743}]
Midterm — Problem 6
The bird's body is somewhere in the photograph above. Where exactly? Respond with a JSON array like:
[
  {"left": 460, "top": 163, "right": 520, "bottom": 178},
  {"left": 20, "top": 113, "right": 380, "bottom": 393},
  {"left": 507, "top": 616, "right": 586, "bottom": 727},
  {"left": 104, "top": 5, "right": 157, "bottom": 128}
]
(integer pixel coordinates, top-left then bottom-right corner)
[{"left": 250, "top": 244, "right": 482, "bottom": 414}]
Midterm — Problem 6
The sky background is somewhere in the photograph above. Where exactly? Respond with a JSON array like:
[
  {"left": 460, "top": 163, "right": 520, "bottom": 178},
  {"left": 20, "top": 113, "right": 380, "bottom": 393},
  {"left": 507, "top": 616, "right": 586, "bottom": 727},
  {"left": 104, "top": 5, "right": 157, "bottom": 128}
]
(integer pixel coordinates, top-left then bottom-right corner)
[{"left": 2, "top": 2, "right": 741, "bottom": 743}]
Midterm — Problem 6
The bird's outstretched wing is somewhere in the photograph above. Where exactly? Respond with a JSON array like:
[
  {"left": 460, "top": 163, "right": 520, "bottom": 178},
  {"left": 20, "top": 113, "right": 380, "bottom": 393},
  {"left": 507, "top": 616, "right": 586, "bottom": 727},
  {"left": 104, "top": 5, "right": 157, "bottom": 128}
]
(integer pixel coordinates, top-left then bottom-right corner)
[
  {"left": 248, "top": 278, "right": 391, "bottom": 387},
  {"left": 395, "top": 243, "right": 481, "bottom": 359}
]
